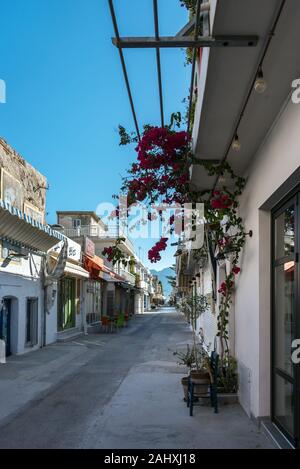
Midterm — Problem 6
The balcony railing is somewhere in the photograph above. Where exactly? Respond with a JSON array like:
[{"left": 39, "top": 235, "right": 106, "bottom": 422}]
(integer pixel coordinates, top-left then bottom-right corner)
[
  {"left": 115, "top": 268, "right": 136, "bottom": 285},
  {"left": 63, "top": 224, "right": 135, "bottom": 253},
  {"left": 64, "top": 224, "right": 123, "bottom": 238}
]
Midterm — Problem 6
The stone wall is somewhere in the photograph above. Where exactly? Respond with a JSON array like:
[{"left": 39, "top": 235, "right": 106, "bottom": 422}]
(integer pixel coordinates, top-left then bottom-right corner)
[{"left": 0, "top": 137, "right": 47, "bottom": 214}]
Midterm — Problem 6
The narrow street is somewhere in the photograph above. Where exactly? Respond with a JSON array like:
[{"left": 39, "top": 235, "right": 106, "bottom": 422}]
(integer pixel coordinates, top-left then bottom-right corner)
[{"left": 0, "top": 309, "right": 273, "bottom": 449}]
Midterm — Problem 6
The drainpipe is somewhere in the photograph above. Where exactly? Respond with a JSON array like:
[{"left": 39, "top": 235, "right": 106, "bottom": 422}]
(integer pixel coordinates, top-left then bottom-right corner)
[{"left": 42, "top": 255, "right": 47, "bottom": 348}]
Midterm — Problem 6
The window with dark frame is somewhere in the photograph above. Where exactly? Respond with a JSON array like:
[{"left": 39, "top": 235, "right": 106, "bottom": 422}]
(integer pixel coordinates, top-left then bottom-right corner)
[{"left": 26, "top": 298, "right": 38, "bottom": 346}]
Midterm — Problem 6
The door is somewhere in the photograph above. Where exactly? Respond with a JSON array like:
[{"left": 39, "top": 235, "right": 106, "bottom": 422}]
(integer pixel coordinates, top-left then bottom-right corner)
[
  {"left": 0, "top": 298, "right": 11, "bottom": 356},
  {"left": 272, "top": 192, "right": 300, "bottom": 447},
  {"left": 26, "top": 298, "right": 38, "bottom": 346},
  {"left": 58, "top": 277, "right": 76, "bottom": 331}
]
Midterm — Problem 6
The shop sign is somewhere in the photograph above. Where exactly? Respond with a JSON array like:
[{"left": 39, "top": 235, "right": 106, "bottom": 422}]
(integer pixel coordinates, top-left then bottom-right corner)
[
  {"left": 52, "top": 238, "right": 81, "bottom": 262},
  {"left": 85, "top": 236, "right": 95, "bottom": 257}
]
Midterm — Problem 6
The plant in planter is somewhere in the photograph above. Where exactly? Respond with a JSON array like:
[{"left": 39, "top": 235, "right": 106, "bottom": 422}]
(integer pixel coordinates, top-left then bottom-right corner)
[
  {"left": 179, "top": 293, "right": 209, "bottom": 327},
  {"left": 189, "top": 341, "right": 212, "bottom": 396},
  {"left": 189, "top": 293, "right": 209, "bottom": 330},
  {"left": 173, "top": 344, "right": 196, "bottom": 401},
  {"left": 217, "top": 353, "right": 238, "bottom": 394},
  {"left": 179, "top": 295, "right": 211, "bottom": 395}
]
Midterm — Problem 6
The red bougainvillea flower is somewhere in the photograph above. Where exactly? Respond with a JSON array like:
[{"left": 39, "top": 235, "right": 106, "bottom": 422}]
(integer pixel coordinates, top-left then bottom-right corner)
[
  {"left": 102, "top": 246, "right": 114, "bottom": 262},
  {"left": 218, "top": 280, "right": 234, "bottom": 296},
  {"left": 178, "top": 174, "right": 189, "bottom": 185},
  {"left": 232, "top": 266, "right": 241, "bottom": 275},
  {"left": 217, "top": 236, "right": 231, "bottom": 247},
  {"left": 169, "top": 214, "right": 175, "bottom": 225},
  {"left": 131, "top": 163, "right": 139, "bottom": 173},
  {"left": 148, "top": 237, "right": 168, "bottom": 263},
  {"left": 135, "top": 127, "right": 190, "bottom": 171},
  {"left": 211, "top": 191, "right": 233, "bottom": 210},
  {"left": 218, "top": 282, "right": 227, "bottom": 296},
  {"left": 172, "top": 163, "right": 181, "bottom": 172}
]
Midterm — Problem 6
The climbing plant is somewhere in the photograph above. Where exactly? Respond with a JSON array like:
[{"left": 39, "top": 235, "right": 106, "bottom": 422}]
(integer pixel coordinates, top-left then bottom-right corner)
[{"left": 103, "top": 113, "right": 248, "bottom": 356}]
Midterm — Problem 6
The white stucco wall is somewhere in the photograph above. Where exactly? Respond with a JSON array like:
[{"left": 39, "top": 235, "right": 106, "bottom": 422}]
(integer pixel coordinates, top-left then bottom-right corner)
[
  {"left": 0, "top": 254, "right": 43, "bottom": 355},
  {"left": 196, "top": 266, "right": 218, "bottom": 350},
  {"left": 134, "top": 292, "right": 143, "bottom": 314},
  {"left": 44, "top": 282, "right": 59, "bottom": 345},
  {"left": 235, "top": 96, "right": 300, "bottom": 418}
]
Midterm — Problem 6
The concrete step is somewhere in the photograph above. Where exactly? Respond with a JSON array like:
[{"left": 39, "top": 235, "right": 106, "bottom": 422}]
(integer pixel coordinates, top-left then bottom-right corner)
[
  {"left": 87, "top": 323, "right": 102, "bottom": 334},
  {"left": 56, "top": 327, "right": 84, "bottom": 342}
]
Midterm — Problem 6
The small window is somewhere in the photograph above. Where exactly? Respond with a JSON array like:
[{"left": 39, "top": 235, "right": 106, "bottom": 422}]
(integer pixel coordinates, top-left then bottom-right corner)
[
  {"left": 26, "top": 298, "right": 38, "bottom": 346},
  {"left": 72, "top": 218, "right": 81, "bottom": 229}
]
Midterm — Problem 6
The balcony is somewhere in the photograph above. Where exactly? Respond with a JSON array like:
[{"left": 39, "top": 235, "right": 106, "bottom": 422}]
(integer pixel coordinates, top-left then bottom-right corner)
[
  {"left": 116, "top": 268, "right": 136, "bottom": 285},
  {"left": 63, "top": 224, "right": 135, "bottom": 254},
  {"left": 63, "top": 224, "right": 114, "bottom": 238}
]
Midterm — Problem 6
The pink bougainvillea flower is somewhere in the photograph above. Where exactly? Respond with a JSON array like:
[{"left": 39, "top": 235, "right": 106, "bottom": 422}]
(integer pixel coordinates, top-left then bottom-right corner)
[
  {"left": 211, "top": 191, "right": 233, "bottom": 210},
  {"left": 232, "top": 266, "right": 241, "bottom": 275},
  {"left": 148, "top": 237, "right": 168, "bottom": 263}
]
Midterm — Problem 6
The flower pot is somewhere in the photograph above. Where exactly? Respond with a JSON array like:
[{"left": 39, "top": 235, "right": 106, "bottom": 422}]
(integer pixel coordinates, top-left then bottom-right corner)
[
  {"left": 181, "top": 376, "right": 189, "bottom": 401},
  {"left": 190, "top": 370, "right": 210, "bottom": 396}
]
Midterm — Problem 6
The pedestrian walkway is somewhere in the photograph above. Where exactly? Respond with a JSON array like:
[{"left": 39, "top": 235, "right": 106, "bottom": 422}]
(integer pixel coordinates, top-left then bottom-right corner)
[{"left": 0, "top": 310, "right": 274, "bottom": 449}]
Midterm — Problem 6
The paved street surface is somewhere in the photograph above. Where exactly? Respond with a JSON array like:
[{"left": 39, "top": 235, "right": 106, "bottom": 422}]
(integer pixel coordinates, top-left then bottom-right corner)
[{"left": 0, "top": 308, "right": 274, "bottom": 449}]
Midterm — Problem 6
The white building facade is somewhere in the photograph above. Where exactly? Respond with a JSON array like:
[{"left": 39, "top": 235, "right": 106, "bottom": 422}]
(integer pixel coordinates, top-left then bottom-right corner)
[{"left": 187, "top": 0, "right": 300, "bottom": 448}]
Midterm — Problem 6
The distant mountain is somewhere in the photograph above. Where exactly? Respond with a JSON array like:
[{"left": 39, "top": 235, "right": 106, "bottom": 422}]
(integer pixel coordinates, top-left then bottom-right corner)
[{"left": 150, "top": 267, "right": 175, "bottom": 299}]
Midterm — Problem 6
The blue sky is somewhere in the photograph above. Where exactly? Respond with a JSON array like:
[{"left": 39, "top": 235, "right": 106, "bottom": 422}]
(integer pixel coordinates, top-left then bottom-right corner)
[{"left": 0, "top": 0, "right": 190, "bottom": 270}]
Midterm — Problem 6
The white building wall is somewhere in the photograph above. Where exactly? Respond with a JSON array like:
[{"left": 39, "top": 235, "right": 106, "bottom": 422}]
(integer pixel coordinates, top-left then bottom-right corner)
[
  {"left": 196, "top": 266, "right": 218, "bottom": 350},
  {"left": 0, "top": 254, "right": 44, "bottom": 355},
  {"left": 45, "top": 283, "right": 58, "bottom": 345},
  {"left": 235, "top": 96, "right": 300, "bottom": 419},
  {"left": 134, "top": 292, "right": 143, "bottom": 314}
]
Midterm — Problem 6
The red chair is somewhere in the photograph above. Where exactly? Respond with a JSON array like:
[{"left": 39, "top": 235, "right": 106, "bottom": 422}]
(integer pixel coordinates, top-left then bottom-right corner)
[{"left": 101, "top": 316, "right": 110, "bottom": 333}]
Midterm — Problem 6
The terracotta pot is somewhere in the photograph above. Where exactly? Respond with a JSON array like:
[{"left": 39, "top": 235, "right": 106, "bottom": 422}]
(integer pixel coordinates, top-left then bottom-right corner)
[
  {"left": 190, "top": 370, "right": 210, "bottom": 396},
  {"left": 181, "top": 376, "right": 189, "bottom": 401}
]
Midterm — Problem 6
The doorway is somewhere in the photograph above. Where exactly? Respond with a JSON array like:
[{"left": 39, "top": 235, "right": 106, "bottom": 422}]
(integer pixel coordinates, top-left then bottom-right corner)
[
  {"left": 0, "top": 298, "right": 12, "bottom": 356},
  {"left": 271, "top": 190, "right": 300, "bottom": 447},
  {"left": 58, "top": 277, "right": 76, "bottom": 331}
]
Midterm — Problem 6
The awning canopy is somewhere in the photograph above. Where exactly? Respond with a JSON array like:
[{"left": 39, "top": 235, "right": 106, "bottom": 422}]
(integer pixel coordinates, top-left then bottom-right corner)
[
  {"left": 84, "top": 254, "right": 105, "bottom": 280},
  {"left": 0, "top": 199, "right": 64, "bottom": 253},
  {"left": 83, "top": 254, "right": 129, "bottom": 283},
  {"left": 64, "top": 261, "right": 89, "bottom": 279}
]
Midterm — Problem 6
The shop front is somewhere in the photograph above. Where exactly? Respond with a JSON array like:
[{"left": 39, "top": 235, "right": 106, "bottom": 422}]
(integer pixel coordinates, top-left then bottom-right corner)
[
  {"left": 0, "top": 200, "right": 64, "bottom": 356},
  {"left": 52, "top": 238, "right": 89, "bottom": 335},
  {"left": 83, "top": 254, "right": 107, "bottom": 328},
  {"left": 85, "top": 279, "right": 103, "bottom": 325}
]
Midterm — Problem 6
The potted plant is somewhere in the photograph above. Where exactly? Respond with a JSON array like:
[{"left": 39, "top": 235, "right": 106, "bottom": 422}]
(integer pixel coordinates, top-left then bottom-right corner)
[
  {"left": 179, "top": 294, "right": 211, "bottom": 396},
  {"left": 217, "top": 353, "right": 239, "bottom": 404},
  {"left": 172, "top": 345, "right": 196, "bottom": 401},
  {"left": 189, "top": 342, "right": 212, "bottom": 396}
]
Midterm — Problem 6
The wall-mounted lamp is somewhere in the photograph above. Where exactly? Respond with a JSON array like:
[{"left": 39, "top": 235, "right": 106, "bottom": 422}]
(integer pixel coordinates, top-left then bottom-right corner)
[
  {"left": 254, "top": 67, "right": 267, "bottom": 94},
  {"left": 232, "top": 134, "right": 241, "bottom": 152}
]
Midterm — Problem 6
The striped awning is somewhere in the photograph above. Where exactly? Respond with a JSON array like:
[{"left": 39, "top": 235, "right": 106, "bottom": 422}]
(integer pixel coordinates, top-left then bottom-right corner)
[
  {"left": 0, "top": 199, "right": 64, "bottom": 253},
  {"left": 64, "top": 261, "right": 89, "bottom": 279}
]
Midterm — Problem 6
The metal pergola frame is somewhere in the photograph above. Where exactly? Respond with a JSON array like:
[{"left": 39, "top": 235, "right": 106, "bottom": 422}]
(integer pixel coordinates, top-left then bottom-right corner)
[{"left": 108, "top": 0, "right": 259, "bottom": 138}]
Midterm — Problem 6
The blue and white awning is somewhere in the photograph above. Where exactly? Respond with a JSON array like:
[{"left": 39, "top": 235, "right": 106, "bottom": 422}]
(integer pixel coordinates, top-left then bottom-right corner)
[{"left": 0, "top": 199, "right": 64, "bottom": 253}]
